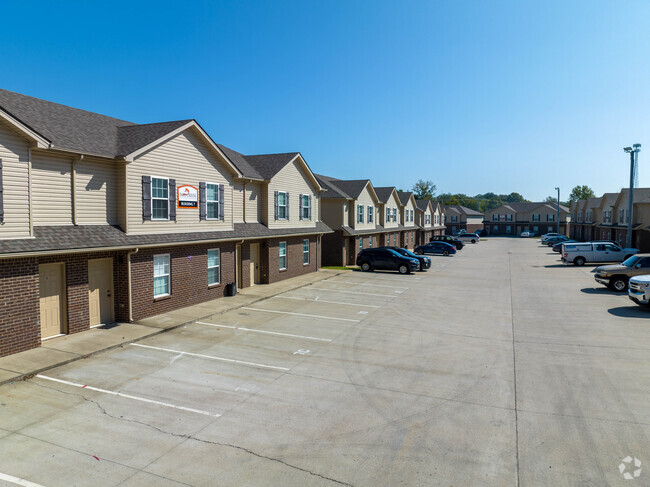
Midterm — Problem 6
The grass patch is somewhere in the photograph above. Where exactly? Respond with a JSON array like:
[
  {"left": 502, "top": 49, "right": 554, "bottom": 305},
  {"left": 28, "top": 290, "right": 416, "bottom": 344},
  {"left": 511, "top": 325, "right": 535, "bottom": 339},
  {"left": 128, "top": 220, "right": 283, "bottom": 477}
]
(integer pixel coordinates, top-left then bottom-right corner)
[{"left": 321, "top": 266, "right": 353, "bottom": 271}]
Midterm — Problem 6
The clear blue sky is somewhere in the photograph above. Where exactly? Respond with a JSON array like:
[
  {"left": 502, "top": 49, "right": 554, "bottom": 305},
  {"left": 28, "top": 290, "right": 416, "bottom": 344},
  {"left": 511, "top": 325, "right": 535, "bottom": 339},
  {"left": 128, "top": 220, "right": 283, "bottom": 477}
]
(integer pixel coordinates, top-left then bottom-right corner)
[{"left": 2, "top": 0, "right": 649, "bottom": 201}]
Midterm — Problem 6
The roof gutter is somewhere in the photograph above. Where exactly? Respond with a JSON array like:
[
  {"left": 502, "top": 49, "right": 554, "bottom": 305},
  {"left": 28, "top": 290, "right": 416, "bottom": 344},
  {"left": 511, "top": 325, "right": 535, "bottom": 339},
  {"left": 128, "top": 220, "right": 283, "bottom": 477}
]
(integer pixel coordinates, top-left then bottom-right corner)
[{"left": 127, "top": 248, "right": 139, "bottom": 322}]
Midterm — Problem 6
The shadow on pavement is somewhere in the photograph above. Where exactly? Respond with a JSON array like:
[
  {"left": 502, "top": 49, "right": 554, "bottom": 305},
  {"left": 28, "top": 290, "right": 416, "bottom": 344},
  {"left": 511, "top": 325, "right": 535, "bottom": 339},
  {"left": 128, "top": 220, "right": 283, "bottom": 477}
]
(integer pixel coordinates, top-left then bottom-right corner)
[
  {"left": 607, "top": 306, "right": 650, "bottom": 318},
  {"left": 580, "top": 287, "right": 621, "bottom": 295}
]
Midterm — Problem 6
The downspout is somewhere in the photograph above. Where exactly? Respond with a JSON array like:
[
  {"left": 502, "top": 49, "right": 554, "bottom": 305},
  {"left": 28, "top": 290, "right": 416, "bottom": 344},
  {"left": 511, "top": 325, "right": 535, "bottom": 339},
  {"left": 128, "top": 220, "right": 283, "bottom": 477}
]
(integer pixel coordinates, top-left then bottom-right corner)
[
  {"left": 28, "top": 146, "right": 33, "bottom": 237},
  {"left": 71, "top": 155, "right": 83, "bottom": 226},
  {"left": 127, "top": 248, "right": 139, "bottom": 322},
  {"left": 242, "top": 181, "right": 246, "bottom": 223}
]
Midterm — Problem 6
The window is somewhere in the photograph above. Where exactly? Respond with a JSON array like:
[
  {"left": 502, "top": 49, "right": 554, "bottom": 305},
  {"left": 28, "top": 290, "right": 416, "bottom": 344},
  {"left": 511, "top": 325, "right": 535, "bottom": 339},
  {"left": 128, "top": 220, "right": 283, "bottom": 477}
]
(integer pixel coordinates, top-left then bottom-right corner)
[
  {"left": 279, "top": 242, "right": 287, "bottom": 270},
  {"left": 367, "top": 206, "right": 373, "bottom": 223},
  {"left": 506, "top": 214, "right": 513, "bottom": 221},
  {"left": 451, "top": 215, "right": 458, "bottom": 223},
  {"left": 359, "top": 237, "right": 363, "bottom": 249},
  {"left": 208, "top": 249, "right": 220, "bottom": 285},
  {"left": 206, "top": 183, "right": 220, "bottom": 219},
  {"left": 303, "top": 239, "right": 310, "bottom": 265},
  {"left": 152, "top": 177, "right": 169, "bottom": 220},
  {"left": 493, "top": 225, "right": 498, "bottom": 233},
  {"left": 547, "top": 214, "right": 555, "bottom": 222},
  {"left": 278, "top": 192, "right": 288, "bottom": 219},
  {"left": 410, "top": 209, "right": 414, "bottom": 221},
  {"left": 301, "top": 195, "right": 311, "bottom": 220},
  {"left": 547, "top": 226, "right": 553, "bottom": 232},
  {"left": 153, "top": 254, "right": 170, "bottom": 297},
  {"left": 369, "top": 236, "right": 373, "bottom": 247},
  {"left": 533, "top": 226, "right": 539, "bottom": 232},
  {"left": 358, "top": 205, "right": 364, "bottom": 223},
  {"left": 505, "top": 226, "right": 511, "bottom": 234},
  {"left": 532, "top": 214, "right": 540, "bottom": 222},
  {"left": 393, "top": 208, "right": 397, "bottom": 222},
  {"left": 493, "top": 214, "right": 498, "bottom": 221},
  {"left": 386, "top": 208, "right": 390, "bottom": 221}
]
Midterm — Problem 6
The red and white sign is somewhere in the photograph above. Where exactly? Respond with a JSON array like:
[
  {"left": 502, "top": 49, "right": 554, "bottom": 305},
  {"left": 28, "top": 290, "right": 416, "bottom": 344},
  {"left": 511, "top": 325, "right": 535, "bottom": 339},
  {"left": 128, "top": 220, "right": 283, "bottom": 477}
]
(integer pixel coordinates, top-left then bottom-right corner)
[{"left": 177, "top": 185, "right": 198, "bottom": 208}]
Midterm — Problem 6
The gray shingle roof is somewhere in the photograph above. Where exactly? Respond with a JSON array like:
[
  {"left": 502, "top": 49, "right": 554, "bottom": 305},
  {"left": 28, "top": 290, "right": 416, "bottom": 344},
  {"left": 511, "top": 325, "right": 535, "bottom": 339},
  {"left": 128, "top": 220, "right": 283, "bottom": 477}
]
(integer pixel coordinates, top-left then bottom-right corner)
[
  {"left": 330, "top": 180, "right": 371, "bottom": 199},
  {"left": 243, "top": 152, "right": 300, "bottom": 180},
  {"left": 416, "top": 199, "right": 432, "bottom": 211},
  {"left": 374, "top": 187, "right": 397, "bottom": 203},
  {"left": 216, "top": 144, "right": 264, "bottom": 180},
  {"left": 314, "top": 174, "right": 352, "bottom": 199},
  {"left": 441, "top": 205, "right": 483, "bottom": 216},
  {"left": 396, "top": 191, "right": 413, "bottom": 206},
  {"left": 0, "top": 223, "right": 332, "bottom": 256},
  {"left": 0, "top": 88, "right": 195, "bottom": 158}
]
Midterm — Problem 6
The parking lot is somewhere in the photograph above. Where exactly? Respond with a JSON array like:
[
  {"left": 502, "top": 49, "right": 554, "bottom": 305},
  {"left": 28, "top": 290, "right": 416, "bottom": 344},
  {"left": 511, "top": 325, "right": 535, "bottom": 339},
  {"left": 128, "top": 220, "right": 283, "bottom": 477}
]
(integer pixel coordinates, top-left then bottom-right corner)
[{"left": 1, "top": 238, "right": 650, "bottom": 486}]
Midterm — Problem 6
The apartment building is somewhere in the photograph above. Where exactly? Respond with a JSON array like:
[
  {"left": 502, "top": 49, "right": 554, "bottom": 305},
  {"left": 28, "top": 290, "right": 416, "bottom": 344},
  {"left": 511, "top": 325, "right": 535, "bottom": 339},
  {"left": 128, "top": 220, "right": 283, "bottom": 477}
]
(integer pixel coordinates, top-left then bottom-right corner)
[
  {"left": 415, "top": 200, "right": 445, "bottom": 245},
  {"left": 396, "top": 191, "right": 420, "bottom": 249},
  {"left": 374, "top": 187, "right": 406, "bottom": 247},
  {"left": 0, "top": 89, "right": 330, "bottom": 357},
  {"left": 441, "top": 205, "right": 484, "bottom": 235},
  {"left": 484, "top": 202, "right": 569, "bottom": 236}
]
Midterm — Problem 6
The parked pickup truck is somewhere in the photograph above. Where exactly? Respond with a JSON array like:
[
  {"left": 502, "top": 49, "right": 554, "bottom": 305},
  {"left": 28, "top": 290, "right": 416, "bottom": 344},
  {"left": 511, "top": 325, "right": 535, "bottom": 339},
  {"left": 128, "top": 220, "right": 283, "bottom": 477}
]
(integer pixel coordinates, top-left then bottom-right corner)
[
  {"left": 629, "top": 275, "right": 650, "bottom": 305},
  {"left": 561, "top": 241, "right": 638, "bottom": 266},
  {"left": 593, "top": 254, "right": 650, "bottom": 291}
]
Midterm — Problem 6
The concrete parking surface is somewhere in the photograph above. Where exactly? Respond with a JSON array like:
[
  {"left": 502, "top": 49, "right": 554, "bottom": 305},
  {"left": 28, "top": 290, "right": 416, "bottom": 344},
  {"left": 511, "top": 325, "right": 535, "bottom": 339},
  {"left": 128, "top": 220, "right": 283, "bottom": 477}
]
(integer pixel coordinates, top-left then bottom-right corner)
[{"left": 1, "top": 238, "right": 649, "bottom": 486}]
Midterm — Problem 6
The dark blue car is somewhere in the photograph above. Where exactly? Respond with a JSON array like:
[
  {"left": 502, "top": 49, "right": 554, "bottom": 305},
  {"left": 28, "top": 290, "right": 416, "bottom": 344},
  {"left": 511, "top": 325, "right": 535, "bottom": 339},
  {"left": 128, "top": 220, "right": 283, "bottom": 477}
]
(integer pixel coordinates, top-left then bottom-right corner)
[{"left": 414, "top": 241, "right": 457, "bottom": 256}]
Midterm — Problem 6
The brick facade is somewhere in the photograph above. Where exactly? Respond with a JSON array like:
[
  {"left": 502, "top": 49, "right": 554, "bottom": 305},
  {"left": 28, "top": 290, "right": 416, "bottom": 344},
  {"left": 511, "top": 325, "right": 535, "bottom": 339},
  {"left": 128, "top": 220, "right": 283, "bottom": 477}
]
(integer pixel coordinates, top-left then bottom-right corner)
[{"left": 264, "top": 235, "right": 318, "bottom": 284}]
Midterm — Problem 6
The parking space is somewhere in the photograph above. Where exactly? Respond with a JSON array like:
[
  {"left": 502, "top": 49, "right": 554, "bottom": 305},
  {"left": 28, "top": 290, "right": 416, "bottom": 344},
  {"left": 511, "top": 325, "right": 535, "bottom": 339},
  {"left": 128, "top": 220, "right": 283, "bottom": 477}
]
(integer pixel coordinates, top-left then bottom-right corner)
[{"left": 2, "top": 238, "right": 650, "bottom": 486}]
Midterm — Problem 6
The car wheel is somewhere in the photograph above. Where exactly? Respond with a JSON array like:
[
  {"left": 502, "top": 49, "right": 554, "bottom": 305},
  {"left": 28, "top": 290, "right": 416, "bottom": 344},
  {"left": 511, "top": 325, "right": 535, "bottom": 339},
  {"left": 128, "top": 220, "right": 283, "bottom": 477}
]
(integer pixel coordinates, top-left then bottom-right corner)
[
  {"left": 574, "top": 257, "right": 586, "bottom": 266},
  {"left": 416, "top": 249, "right": 424, "bottom": 255},
  {"left": 443, "top": 250, "right": 449, "bottom": 256},
  {"left": 398, "top": 264, "right": 409, "bottom": 274},
  {"left": 361, "top": 262, "right": 371, "bottom": 272},
  {"left": 610, "top": 277, "right": 628, "bottom": 292},
  {"left": 471, "top": 239, "right": 476, "bottom": 243}
]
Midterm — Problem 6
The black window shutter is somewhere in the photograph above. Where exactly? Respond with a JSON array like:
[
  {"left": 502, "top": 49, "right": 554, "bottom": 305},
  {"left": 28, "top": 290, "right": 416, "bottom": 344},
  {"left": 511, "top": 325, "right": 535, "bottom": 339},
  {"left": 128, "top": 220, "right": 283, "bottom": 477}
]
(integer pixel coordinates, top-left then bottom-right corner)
[
  {"left": 142, "top": 175, "right": 151, "bottom": 221},
  {"left": 199, "top": 182, "right": 207, "bottom": 220},
  {"left": 218, "top": 184, "right": 224, "bottom": 220},
  {"left": 286, "top": 192, "right": 289, "bottom": 219},
  {"left": 299, "top": 194, "right": 304, "bottom": 220},
  {"left": 0, "top": 159, "right": 4, "bottom": 224},
  {"left": 308, "top": 195, "right": 312, "bottom": 220},
  {"left": 169, "top": 179, "right": 176, "bottom": 221},
  {"left": 274, "top": 191, "right": 278, "bottom": 220}
]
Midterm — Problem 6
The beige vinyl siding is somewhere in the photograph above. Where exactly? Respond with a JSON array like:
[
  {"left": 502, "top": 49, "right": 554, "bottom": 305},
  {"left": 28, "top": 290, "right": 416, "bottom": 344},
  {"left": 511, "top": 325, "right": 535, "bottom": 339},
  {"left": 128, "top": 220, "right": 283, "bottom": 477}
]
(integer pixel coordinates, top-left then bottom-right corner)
[
  {"left": 233, "top": 182, "right": 244, "bottom": 223},
  {"left": 245, "top": 182, "right": 261, "bottom": 222},
  {"left": 353, "top": 186, "right": 377, "bottom": 230},
  {"left": 383, "top": 193, "right": 401, "bottom": 229},
  {"left": 267, "top": 158, "right": 319, "bottom": 229},
  {"left": 32, "top": 152, "right": 73, "bottom": 226},
  {"left": 321, "top": 199, "right": 345, "bottom": 228},
  {"left": 127, "top": 128, "right": 235, "bottom": 234},
  {"left": 117, "top": 163, "right": 127, "bottom": 230},
  {"left": 75, "top": 158, "right": 120, "bottom": 225},
  {"left": 0, "top": 121, "right": 31, "bottom": 238},
  {"left": 402, "top": 200, "right": 415, "bottom": 226}
]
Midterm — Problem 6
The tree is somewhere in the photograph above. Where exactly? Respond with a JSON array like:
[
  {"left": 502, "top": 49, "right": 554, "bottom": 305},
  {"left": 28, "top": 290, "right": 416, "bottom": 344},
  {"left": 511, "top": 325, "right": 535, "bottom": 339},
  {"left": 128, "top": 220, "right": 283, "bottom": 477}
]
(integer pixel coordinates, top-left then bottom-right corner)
[
  {"left": 412, "top": 179, "right": 436, "bottom": 200},
  {"left": 544, "top": 196, "right": 557, "bottom": 203},
  {"left": 568, "top": 185, "right": 595, "bottom": 203}
]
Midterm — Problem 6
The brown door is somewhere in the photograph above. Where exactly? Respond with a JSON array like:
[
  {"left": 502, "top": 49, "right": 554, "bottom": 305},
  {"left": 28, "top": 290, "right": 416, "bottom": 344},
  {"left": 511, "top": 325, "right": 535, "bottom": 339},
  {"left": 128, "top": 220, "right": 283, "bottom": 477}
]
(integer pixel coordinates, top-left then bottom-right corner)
[
  {"left": 39, "top": 263, "right": 65, "bottom": 339},
  {"left": 250, "top": 243, "right": 260, "bottom": 286},
  {"left": 88, "top": 258, "right": 114, "bottom": 326}
]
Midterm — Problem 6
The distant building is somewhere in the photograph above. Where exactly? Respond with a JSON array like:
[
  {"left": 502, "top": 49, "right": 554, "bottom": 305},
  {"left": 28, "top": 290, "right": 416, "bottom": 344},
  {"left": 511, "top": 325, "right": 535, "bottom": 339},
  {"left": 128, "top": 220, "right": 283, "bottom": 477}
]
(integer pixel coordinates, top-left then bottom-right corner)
[
  {"left": 484, "top": 202, "right": 569, "bottom": 236},
  {"left": 441, "top": 205, "right": 484, "bottom": 235}
]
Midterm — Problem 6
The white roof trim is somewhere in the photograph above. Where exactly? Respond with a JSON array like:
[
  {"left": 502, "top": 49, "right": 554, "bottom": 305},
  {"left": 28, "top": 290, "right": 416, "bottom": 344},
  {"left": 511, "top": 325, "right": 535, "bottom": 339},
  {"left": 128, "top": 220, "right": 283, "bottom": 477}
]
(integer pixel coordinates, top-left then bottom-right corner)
[{"left": 0, "top": 108, "right": 50, "bottom": 148}]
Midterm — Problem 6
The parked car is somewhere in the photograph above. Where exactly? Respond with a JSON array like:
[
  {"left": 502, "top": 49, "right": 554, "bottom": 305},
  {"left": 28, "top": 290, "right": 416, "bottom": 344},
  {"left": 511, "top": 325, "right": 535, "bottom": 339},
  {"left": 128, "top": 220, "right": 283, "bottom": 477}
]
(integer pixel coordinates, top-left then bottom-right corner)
[
  {"left": 629, "top": 274, "right": 650, "bottom": 305},
  {"left": 430, "top": 235, "right": 464, "bottom": 250},
  {"left": 356, "top": 248, "right": 420, "bottom": 274},
  {"left": 414, "top": 241, "right": 457, "bottom": 256},
  {"left": 541, "top": 232, "right": 563, "bottom": 242},
  {"left": 545, "top": 235, "right": 570, "bottom": 246},
  {"left": 520, "top": 231, "right": 532, "bottom": 238},
  {"left": 594, "top": 254, "right": 650, "bottom": 291},
  {"left": 455, "top": 233, "right": 480, "bottom": 244},
  {"left": 551, "top": 240, "right": 577, "bottom": 252},
  {"left": 475, "top": 229, "right": 488, "bottom": 237},
  {"left": 561, "top": 242, "right": 638, "bottom": 266},
  {"left": 379, "top": 246, "right": 431, "bottom": 271}
]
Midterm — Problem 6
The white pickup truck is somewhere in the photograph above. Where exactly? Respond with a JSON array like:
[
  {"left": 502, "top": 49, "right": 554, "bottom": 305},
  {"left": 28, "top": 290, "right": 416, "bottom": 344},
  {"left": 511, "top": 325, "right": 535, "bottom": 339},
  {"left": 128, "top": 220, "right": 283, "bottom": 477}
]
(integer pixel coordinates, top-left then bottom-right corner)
[
  {"left": 561, "top": 241, "right": 638, "bottom": 266},
  {"left": 629, "top": 275, "right": 650, "bottom": 306}
]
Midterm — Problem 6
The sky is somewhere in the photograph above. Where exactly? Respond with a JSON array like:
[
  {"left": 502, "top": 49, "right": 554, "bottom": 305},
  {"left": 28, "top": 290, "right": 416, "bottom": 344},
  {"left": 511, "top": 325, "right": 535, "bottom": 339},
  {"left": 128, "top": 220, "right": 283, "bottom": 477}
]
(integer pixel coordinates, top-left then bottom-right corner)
[{"left": 2, "top": 0, "right": 649, "bottom": 201}]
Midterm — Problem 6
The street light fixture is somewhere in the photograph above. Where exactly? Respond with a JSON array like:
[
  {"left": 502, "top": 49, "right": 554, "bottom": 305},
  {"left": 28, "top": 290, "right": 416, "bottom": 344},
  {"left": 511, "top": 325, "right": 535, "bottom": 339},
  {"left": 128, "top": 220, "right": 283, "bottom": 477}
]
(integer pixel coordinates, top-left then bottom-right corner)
[
  {"left": 555, "top": 187, "right": 560, "bottom": 234},
  {"left": 624, "top": 144, "right": 641, "bottom": 249}
]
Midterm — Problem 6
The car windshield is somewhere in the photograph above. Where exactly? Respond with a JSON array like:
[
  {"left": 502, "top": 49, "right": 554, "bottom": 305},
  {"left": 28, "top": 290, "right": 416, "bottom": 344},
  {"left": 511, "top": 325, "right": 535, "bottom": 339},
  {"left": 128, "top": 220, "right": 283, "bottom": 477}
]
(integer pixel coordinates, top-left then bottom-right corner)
[
  {"left": 400, "top": 248, "right": 418, "bottom": 258},
  {"left": 387, "top": 249, "right": 404, "bottom": 257},
  {"left": 622, "top": 255, "right": 641, "bottom": 267}
]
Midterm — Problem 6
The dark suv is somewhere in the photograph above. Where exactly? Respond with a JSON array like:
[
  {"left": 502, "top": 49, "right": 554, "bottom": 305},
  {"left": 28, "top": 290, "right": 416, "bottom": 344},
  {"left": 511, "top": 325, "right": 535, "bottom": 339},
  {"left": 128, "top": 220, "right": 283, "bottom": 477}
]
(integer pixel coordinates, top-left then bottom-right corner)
[
  {"left": 356, "top": 248, "right": 420, "bottom": 274},
  {"left": 430, "top": 235, "right": 464, "bottom": 250},
  {"left": 378, "top": 246, "right": 431, "bottom": 271}
]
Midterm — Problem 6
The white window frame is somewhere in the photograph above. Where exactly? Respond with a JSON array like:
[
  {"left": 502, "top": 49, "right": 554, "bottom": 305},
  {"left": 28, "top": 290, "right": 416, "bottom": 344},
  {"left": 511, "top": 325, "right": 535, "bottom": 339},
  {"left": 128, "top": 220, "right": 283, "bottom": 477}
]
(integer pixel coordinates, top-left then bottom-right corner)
[
  {"left": 451, "top": 215, "right": 458, "bottom": 223},
  {"left": 151, "top": 176, "right": 170, "bottom": 221},
  {"left": 359, "top": 237, "right": 363, "bottom": 249},
  {"left": 279, "top": 241, "right": 287, "bottom": 270},
  {"left": 206, "top": 182, "right": 220, "bottom": 220},
  {"left": 207, "top": 249, "right": 220, "bottom": 286},
  {"left": 301, "top": 194, "right": 310, "bottom": 220},
  {"left": 358, "top": 204, "right": 364, "bottom": 223},
  {"left": 505, "top": 226, "right": 511, "bottom": 234},
  {"left": 547, "top": 213, "right": 555, "bottom": 222},
  {"left": 303, "top": 239, "right": 310, "bottom": 265},
  {"left": 367, "top": 206, "right": 373, "bottom": 223},
  {"left": 278, "top": 191, "right": 288, "bottom": 220},
  {"left": 153, "top": 254, "right": 170, "bottom": 298},
  {"left": 369, "top": 236, "right": 373, "bottom": 247},
  {"left": 533, "top": 214, "right": 540, "bottom": 222},
  {"left": 410, "top": 209, "right": 414, "bottom": 221}
]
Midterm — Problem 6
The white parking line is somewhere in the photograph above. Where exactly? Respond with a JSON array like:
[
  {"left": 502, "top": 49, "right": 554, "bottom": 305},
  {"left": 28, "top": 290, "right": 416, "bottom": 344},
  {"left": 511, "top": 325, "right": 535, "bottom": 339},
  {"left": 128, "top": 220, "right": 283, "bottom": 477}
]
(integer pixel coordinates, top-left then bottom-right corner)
[
  {"left": 195, "top": 321, "right": 332, "bottom": 341},
  {"left": 131, "top": 343, "right": 289, "bottom": 371},
  {"left": 0, "top": 473, "right": 47, "bottom": 487},
  {"left": 36, "top": 375, "right": 221, "bottom": 417},
  {"left": 275, "top": 296, "right": 380, "bottom": 308},
  {"left": 332, "top": 281, "right": 407, "bottom": 289},
  {"left": 242, "top": 307, "right": 360, "bottom": 322},
  {"left": 308, "top": 287, "right": 395, "bottom": 297}
]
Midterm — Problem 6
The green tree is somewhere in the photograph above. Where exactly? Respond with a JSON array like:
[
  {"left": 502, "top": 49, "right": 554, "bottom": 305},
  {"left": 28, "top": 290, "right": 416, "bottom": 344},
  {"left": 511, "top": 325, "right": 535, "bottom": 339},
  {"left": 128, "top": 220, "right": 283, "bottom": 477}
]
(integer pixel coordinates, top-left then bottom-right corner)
[
  {"left": 568, "top": 185, "right": 595, "bottom": 203},
  {"left": 412, "top": 179, "right": 436, "bottom": 200}
]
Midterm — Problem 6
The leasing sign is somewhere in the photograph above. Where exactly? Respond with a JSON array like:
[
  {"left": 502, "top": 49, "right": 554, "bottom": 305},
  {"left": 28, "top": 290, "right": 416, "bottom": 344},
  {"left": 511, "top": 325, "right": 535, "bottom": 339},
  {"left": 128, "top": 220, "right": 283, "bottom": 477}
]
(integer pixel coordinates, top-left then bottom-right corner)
[{"left": 177, "top": 185, "right": 198, "bottom": 208}]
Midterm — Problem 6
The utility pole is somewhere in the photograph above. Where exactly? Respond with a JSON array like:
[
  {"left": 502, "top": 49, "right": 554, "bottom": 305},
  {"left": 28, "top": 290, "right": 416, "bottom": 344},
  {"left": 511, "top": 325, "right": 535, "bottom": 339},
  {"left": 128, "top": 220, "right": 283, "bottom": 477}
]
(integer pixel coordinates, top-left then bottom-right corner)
[
  {"left": 555, "top": 187, "right": 560, "bottom": 234},
  {"left": 624, "top": 144, "right": 641, "bottom": 249}
]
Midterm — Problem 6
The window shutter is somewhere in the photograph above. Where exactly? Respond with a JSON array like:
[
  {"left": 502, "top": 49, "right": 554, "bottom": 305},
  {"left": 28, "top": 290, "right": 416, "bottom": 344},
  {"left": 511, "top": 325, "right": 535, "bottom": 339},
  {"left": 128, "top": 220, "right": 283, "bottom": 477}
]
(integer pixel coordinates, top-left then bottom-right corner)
[
  {"left": 286, "top": 192, "right": 290, "bottom": 219},
  {"left": 308, "top": 195, "right": 312, "bottom": 220},
  {"left": 273, "top": 191, "right": 278, "bottom": 220},
  {"left": 218, "top": 184, "right": 224, "bottom": 220},
  {"left": 0, "top": 159, "right": 4, "bottom": 223},
  {"left": 299, "top": 194, "right": 304, "bottom": 220},
  {"left": 142, "top": 175, "right": 152, "bottom": 221},
  {"left": 199, "top": 182, "right": 207, "bottom": 220},
  {"left": 169, "top": 179, "right": 176, "bottom": 221}
]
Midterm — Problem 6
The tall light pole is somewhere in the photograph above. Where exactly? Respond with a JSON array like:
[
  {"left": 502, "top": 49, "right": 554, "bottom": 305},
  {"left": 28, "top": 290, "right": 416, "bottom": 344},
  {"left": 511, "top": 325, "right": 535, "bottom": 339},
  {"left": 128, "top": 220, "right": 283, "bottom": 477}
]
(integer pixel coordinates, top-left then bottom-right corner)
[
  {"left": 555, "top": 187, "right": 560, "bottom": 234},
  {"left": 624, "top": 144, "right": 641, "bottom": 249}
]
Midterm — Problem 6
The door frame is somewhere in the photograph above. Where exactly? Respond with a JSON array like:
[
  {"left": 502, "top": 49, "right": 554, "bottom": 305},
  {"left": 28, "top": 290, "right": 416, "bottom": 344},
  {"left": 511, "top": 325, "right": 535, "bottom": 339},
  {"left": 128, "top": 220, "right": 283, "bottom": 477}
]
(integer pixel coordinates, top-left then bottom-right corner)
[
  {"left": 88, "top": 257, "right": 114, "bottom": 326},
  {"left": 236, "top": 244, "right": 243, "bottom": 289},
  {"left": 39, "top": 262, "right": 67, "bottom": 339},
  {"left": 250, "top": 242, "right": 260, "bottom": 286}
]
